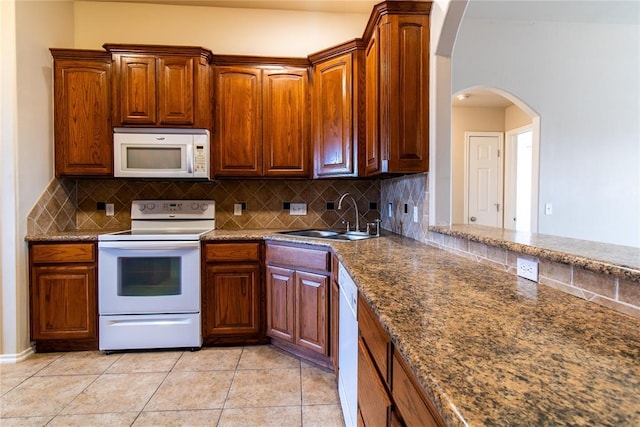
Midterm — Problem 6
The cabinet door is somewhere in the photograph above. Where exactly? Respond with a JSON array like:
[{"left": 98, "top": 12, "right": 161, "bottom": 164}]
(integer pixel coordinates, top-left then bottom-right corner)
[
  {"left": 214, "top": 66, "right": 263, "bottom": 176},
  {"left": 364, "top": 28, "right": 381, "bottom": 175},
  {"left": 358, "top": 337, "right": 392, "bottom": 427},
  {"left": 384, "top": 14, "right": 429, "bottom": 173},
  {"left": 158, "top": 56, "right": 195, "bottom": 125},
  {"left": 263, "top": 69, "right": 310, "bottom": 177},
  {"left": 118, "top": 55, "right": 157, "bottom": 125},
  {"left": 30, "top": 264, "right": 97, "bottom": 340},
  {"left": 313, "top": 54, "right": 355, "bottom": 178},
  {"left": 52, "top": 57, "right": 112, "bottom": 176},
  {"left": 392, "top": 351, "right": 443, "bottom": 427},
  {"left": 266, "top": 265, "right": 295, "bottom": 342},
  {"left": 203, "top": 264, "right": 261, "bottom": 337},
  {"left": 295, "top": 271, "right": 328, "bottom": 355}
]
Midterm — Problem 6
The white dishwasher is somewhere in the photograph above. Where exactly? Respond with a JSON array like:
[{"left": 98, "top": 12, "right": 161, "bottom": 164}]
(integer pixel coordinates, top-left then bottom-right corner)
[{"left": 338, "top": 262, "right": 358, "bottom": 427}]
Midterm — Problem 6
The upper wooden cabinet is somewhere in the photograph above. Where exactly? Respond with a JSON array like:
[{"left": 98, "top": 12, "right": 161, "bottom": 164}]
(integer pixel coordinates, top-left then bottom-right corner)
[
  {"left": 104, "top": 44, "right": 213, "bottom": 129},
  {"left": 213, "top": 57, "right": 310, "bottom": 178},
  {"left": 362, "top": 2, "right": 431, "bottom": 176},
  {"left": 51, "top": 49, "right": 113, "bottom": 177},
  {"left": 309, "top": 40, "right": 365, "bottom": 178}
]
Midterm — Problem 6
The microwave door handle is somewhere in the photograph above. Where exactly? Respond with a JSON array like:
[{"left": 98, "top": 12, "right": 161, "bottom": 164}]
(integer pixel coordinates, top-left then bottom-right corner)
[{"left": 186, "top": 144, "right": 194, "bottom": 174}]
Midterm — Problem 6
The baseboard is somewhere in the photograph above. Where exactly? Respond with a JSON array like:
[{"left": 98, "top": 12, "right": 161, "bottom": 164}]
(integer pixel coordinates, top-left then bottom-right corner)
[{"left": 0, "top": 344, "right": 35, "bottom": 364}]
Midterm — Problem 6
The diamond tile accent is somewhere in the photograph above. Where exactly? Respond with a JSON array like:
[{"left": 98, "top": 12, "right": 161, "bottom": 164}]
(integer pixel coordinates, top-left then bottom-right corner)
[
  {"left": 29, "top": 178, "right": 382, "bottom": 233},
  {"left": 380, "top": 172, "right": 429, "bottom": 242}
]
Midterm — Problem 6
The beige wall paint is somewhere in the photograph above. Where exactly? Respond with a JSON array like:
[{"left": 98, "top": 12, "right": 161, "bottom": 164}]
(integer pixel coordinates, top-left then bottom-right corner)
[
  {"left": 505, "top": 104, "right": 531, "bottom": 131},
  {"left": 73, "top": 1, "right": 369, "bottom": 56},
  {"left": 0, "top": 0, "right": 74, "bottom": 359},
  {"left": 451, "top": 106, "right": 505, "bottom": 224}
]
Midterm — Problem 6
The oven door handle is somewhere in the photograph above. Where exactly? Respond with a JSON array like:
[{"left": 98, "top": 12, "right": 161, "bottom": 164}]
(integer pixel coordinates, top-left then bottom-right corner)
[{"left": 98, "top": 241, "right": 200, "bottom": 250}]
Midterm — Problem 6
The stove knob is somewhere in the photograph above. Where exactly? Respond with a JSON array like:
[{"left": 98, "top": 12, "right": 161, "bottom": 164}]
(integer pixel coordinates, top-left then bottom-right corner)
[
  {"left": 200, "top": 203, "right": 209, "bottom": 211},
  {"left": 146, "top": 203, "right": 156, "bottom": 210},
  {"left": 138, "top": 203, "right": 145, "bottom": 211},
  {"left": 191, "top": 203, "right": 200, "bottom": 210}
]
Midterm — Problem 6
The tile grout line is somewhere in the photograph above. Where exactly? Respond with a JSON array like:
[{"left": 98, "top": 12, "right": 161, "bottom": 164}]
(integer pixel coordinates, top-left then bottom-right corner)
[
  {"left": 44, "top": 351, "right": 123, "bottom": 425},
  {"left": 216, "top": 345, "right": 245, "bottom": 425}
]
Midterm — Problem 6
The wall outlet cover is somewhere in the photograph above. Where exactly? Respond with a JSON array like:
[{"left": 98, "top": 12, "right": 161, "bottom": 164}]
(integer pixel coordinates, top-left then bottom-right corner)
[
  {"left": 517, "top": 257, "right": 538, "bottom": 282},
  {"left": 413, "top": 206, "right": 419, "bottom": 223},
  {"left": 234, "top": 203, "right": 242, "bottom": 216},
  {"left": 290, "top": 203, "right": 307, "bottom": 216},
  {"left": 105, "top": 203, "right": 115, "bottom": 216}
]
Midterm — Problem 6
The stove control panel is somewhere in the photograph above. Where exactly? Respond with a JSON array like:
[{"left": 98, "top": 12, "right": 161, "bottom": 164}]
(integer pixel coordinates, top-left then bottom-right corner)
[{"left": 131, "top": 200, "right": 215, "bottom": 220}]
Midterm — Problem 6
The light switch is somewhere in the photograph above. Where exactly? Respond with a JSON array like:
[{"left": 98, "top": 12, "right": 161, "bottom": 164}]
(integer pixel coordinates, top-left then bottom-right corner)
[{"left": 545, "top": 203, "right": 553, "bottom": 215}]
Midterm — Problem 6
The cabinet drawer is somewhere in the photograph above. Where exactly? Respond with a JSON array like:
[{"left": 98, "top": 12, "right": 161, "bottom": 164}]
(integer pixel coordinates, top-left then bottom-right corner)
[
  {"left": 358, "top": 295, "right": 391, "bottom": 384},
  {"left": 205, "top": 242, "right": 261, "bottom": 262},
  {"left": 266, "top": 244, "right": 330, "bottom": 272},
  {"left": 31, "top": 243, "right": 95, "bottom": 264},
  {"left": 392, "top": 350, "right": 443, "bottom": 427}
]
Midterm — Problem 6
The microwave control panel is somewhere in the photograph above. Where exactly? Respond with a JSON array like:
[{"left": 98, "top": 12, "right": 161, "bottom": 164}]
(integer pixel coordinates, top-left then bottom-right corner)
[{"left": 194, "top": 144, "right": 206, "bottom": 173}]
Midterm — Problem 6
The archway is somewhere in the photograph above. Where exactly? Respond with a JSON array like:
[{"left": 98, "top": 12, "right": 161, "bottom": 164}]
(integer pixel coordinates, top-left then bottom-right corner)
[{"left": 452, "top": 87, "right": 540, "bottom": 232}]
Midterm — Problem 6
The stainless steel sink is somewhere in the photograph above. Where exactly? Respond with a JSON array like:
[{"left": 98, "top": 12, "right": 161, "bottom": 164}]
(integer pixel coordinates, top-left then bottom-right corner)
[{"left": 276, "top": 229, "right": 377, "bottom": 241}]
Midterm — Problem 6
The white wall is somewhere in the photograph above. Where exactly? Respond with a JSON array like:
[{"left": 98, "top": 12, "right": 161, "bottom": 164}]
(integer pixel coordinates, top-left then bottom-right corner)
[
  {"left": 452, "top": 15, "right": 640, "bottom": 247},
  {"left": 73, "top": 1, "right": 369, "bottom": 56}
]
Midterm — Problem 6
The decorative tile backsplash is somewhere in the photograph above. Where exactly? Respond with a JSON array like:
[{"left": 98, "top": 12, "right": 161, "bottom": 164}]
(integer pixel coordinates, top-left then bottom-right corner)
[
  {"left": 28, "top": 178, "right": 381, "bottom": 233},
  {"left": 27, "top": 179, "right": 77, "bottom": 234},
  {"left": 380, "top": 173, "right": 429, "bottom": 242}
]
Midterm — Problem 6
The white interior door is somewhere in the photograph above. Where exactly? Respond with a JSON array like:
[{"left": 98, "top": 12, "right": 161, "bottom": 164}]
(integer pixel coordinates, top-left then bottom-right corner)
[{"left": 465, "top": 132, "right": 503, "bottom": 227}]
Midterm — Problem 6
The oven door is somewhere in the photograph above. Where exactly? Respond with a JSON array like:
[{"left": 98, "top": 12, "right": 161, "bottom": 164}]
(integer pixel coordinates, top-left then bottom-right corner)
[{"left": 98, "top": 240, "right": 200, "bottom": 315}]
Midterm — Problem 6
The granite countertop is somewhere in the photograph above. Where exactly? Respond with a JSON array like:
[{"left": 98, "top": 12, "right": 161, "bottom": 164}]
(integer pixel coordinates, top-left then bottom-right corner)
[
  {"left": 24, "top": 228, "right": 640, "bottom": 424},
  {"left": 431, "top": 224, "right": 640, "bottom": 282},
  {"left": 327, "top": 235, "right": 640, "bottom": 426}
]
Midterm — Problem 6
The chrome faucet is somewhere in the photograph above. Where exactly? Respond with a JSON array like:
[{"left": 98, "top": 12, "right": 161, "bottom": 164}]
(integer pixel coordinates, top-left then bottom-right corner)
[{"left": 337, "top": 193, "right": 360, "bottom": 233}]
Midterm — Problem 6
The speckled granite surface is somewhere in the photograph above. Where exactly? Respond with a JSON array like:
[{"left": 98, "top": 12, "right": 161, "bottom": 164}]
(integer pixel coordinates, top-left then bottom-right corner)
[
  {"left": 327, "top": 235, "right": 640, "bottom": 426},
  {"left": 431, "top": 224, "right": 640, "bottom": 281},
  {"left": 24, "top": 229, "right": 640, "bottom": 425}
]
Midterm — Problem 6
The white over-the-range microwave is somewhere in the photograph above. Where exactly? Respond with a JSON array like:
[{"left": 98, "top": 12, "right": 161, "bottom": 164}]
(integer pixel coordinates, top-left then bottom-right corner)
[{"left": 113, "top": 127, "right": 210, "bottom": 179}]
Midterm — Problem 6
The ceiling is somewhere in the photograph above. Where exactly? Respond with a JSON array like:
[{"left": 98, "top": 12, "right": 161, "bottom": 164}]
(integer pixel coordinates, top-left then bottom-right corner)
[
  {"left": 452, "top": 89, "right": 514, "bottom": 108},
  {"left": 82, "top": 0, "right": 380, "bottom": 14}
]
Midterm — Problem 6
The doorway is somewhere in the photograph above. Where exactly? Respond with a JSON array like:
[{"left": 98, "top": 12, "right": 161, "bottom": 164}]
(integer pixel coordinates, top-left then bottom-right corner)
[
  {"left": 505, "top": 126, "right": 534, "bottom": 232},
  {"left": 453, "top": 88, "right": 540, "bottom": 232}
]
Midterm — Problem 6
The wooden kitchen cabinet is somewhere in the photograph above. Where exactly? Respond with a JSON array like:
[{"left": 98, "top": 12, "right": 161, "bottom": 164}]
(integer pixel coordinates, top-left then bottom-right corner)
[
  {"left": 105, "top": 44, "right": 213, "bottom": 129},
  {"left": 358, "top": 294, "right": 445, "bottom": 427},
  {"left": 29, "top": 242, "right": 98, "bottom": 352},
  {"left": 363, "top": 2, "right": 431, "bottom": 176},
  {"left": 50, "top": 49, "right": 113, "bottom": 177},
  {"left": 202, "top": 241, "right": 267, "bottom": 345},
  {"left": 213, "top": 57, "right": 310, "bottom": 178},
  {"left": 265, "top": 242, "right": 332, "bottom": 368},
  {"left": 330, "top": 255, "right": 340, "bottom": 375},
  {"left": 309, "top": 40, "right": 365, "bottom": 178}
]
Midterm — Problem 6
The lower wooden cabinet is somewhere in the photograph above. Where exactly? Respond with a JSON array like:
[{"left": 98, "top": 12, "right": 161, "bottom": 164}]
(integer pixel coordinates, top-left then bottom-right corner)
[
  {"left": 265, "top": 242, "right": 332, "bottom": 369},
  {"left": 202, "top": 241, "right": 268, "bottom": 345},
  {"left": 358, "top": 337, "right": 393, "bottom": 427},
  {"left": 358, "top": 294, "right": 445, "bottom": 427},
  {"left": 29, "top": 242, "right": 98, "bottom": 352}
]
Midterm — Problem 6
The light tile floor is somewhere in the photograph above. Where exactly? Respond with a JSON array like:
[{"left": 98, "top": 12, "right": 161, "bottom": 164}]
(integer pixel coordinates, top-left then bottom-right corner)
[{"left": 0, "top": 345, "right": 344, "bottom": 426}]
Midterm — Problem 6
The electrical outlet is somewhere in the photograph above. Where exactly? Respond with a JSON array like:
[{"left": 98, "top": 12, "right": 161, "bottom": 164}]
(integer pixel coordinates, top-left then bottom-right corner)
[
  {"left": 388, "top": 203, "right": 393, "bottom": 217},
  {"left": 413, "top": 206, "right": 419, "bottom": 223},
  {"left": 290, "top": 203, "right": 307, "bottom": 216},
  {"left": 517, "top": 257, "right": 538, "bottom": 282},
  {"left": 105, "top": 203, "right": 115, "bottom": 216},
  {"left": 234, "top": 203, "right": 242, "bottom": 216}
]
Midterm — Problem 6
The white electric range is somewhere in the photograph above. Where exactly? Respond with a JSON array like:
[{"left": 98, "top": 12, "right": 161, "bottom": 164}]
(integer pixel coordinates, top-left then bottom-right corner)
[{"left": 98, "top": 200, "right": 215, "bottom": 352}]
